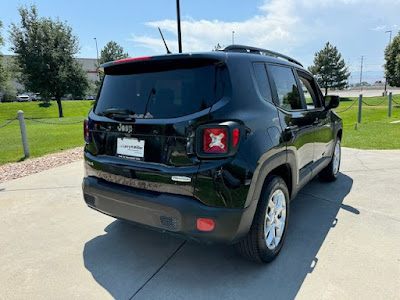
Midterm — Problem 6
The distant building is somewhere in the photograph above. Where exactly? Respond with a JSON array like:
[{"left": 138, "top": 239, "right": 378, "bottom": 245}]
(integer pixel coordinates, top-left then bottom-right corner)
[
  {"left": 2, "top": 55, "right": 98, "bottom": 92},
  {"left": 75, "top": 57, "right": 99, "bottom": 83}
]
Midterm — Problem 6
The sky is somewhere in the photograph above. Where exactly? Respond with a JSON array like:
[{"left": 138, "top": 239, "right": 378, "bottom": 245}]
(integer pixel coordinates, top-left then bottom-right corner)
[{"left": 1, "top": 0, "right": 400, "bottom": 83}]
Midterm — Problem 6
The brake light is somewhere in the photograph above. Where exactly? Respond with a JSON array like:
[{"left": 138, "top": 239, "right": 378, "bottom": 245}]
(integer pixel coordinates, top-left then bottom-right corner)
[
  {"left": 203, "top": 128, "right": 228, "bottom": 154},
  {"left": 84, "top": 119, "right": 89, "bottom": 143},
  {"left": 113, "top": 56, "right": 152, "bottom": 64},
  {"left": 197, "top": 123, "right": 241, "bottom": 158},
  {"left": 233, "top": 128, "right": 240, "bottom": 146}
]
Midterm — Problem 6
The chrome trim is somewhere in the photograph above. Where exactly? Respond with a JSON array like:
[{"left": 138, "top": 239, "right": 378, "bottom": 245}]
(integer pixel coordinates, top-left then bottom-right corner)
[{"left": 171, "top": 176, "right": 192, "bottom": 183}]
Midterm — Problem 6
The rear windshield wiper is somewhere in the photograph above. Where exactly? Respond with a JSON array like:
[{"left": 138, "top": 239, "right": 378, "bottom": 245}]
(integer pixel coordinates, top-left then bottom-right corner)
[
  {"left": 99, "top": 108, "right": 136, "bottom": 119},
  {"left": 143, "top": 87, "right": 156, "bottom": 118}
]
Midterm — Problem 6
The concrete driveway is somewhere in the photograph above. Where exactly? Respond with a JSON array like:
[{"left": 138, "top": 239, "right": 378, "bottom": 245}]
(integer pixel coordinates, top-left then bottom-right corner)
[
  {"left": 0, "top": 148, "right": 399, "bottom": 299},
  {"left": 331, "top": 88, "right": 400, "bottom": 98}
]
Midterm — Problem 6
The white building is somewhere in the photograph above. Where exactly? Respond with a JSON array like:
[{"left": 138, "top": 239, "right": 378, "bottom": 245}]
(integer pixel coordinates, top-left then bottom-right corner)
[
  {"left": 75, "top": 57, "right": 99, "bottom": 83},
  {"left": 2, "top": 55, "right": 99, "bottom": 93}
]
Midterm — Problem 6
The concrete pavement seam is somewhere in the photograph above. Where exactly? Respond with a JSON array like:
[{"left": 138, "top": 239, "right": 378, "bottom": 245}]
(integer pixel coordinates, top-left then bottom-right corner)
[
  {"left": 354, "top": 150, "right": 371, "bottom": 171},
  {"left": 129, "top": 240, "right": 187, "bottom": 299}
]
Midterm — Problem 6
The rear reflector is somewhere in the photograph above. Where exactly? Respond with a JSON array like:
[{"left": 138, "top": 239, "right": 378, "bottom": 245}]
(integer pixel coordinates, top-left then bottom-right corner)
[
  {"left": 197, "top": 218, "right": 215, "bottom": 232},
  {"left": 203, "top": 128, "right": 227, "bottom": 154},
  {"left": 113, "top": 56, "right": 152, "bottom": 64}
]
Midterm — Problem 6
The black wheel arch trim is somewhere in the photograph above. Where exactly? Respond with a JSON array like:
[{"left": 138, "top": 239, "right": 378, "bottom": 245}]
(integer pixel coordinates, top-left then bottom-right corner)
[
  {"left": 244, "top": 149, "right": 298, "bottom": 208},
  {"left": 336, "top": 125, "right": 343, "bottom": 139}
]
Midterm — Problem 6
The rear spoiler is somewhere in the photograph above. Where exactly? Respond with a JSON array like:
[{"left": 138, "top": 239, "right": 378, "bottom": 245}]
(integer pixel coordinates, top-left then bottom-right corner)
[{"left": 101, "top": 54, "right": 228, "bottom": 75}]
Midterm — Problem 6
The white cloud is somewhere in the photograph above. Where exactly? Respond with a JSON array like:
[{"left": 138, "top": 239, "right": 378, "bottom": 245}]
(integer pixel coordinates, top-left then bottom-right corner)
[
  {"left": 371, "top": 26, "right": 387, "bottom": 31},
  {"left": 130, "top": 0, "right": 308, "bottom": 55},
  {"left": 129, "top": 0, "right": 400, "bottom": 64}
]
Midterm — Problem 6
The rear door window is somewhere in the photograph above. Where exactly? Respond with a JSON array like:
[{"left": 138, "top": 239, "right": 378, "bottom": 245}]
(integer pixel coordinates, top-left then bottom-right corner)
[
  {"left": 267, "top": 65, "right": 304, "bottom": 110},
  {"left": 95, "top": 60, "right": 226, "bottom": 119},
  {"left": 253, "top": 63, "right": 273, "bottom": 102}
]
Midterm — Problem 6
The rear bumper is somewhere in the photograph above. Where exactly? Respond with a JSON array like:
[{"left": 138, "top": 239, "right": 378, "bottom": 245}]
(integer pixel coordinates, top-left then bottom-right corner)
[{"left": 83, "top": 176, "right": 257, "bottom": 244}]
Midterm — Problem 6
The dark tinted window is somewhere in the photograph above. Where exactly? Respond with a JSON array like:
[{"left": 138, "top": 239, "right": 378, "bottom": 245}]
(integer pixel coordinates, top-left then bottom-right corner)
[
  {"left": 253, "top": 63, "right": 272, "bottom": 102},
  {"left": 268, "top": 65, "right": 303, "bottom": 110},
  {"left": 95, "top": 63, "right": 224, "bottom": 119}
]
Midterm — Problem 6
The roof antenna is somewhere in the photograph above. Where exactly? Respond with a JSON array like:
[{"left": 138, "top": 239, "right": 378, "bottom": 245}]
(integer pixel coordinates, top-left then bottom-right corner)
[
  {"left": 158, "top": 27, "right": 171, "bottom": 54},
  {"left": 176, "top": 0, "right": 182, "bottom": 53}
]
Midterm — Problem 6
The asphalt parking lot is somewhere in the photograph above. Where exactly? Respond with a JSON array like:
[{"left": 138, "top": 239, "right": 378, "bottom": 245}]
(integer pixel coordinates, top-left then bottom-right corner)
[{"left": 0, "top": 148, "right": 399, "bottom": 299}]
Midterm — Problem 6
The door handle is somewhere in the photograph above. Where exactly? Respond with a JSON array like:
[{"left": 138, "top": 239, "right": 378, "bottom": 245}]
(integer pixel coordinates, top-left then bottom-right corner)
[{"left": 285, "top": 125, "right": 299, "bottom": 133}]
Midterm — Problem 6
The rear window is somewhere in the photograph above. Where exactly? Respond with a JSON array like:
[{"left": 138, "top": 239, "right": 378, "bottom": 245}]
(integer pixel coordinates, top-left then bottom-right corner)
[{"left": 94, "top": 59, "right": 227, "bottom": 119}]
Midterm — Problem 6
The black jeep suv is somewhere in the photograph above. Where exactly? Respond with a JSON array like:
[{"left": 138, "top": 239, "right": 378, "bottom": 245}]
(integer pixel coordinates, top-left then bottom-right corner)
[{"left": 82, "top": 45, "right": 342, "bottom": 263}]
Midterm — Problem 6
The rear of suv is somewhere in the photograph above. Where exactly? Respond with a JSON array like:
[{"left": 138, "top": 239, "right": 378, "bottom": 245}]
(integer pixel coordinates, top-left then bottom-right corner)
[{"left": 82, "top": 45, "right": 342, "bottom": 263}]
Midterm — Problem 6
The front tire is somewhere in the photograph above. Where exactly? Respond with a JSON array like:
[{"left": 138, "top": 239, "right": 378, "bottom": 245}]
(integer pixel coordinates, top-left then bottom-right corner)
[
  {"left": 237, "top": 176, "right": 290, "bottom": 263},
  {"left": 319, "top": 138, "right": 341, "bottom": 181}
]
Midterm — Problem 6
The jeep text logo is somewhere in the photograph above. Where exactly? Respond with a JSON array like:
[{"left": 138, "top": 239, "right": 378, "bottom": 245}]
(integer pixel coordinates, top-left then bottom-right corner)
[{"left": 117, "top": 124, "right": 133, "bottom": 133}]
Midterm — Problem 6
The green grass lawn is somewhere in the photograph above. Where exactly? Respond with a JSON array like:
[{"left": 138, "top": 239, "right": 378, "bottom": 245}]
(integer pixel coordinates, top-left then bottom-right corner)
[
  {"left": 0, "top": 96, "right": 399, "bottom": 166},
  {"left": 0, "top": 100, "right": 93, "bottom": 119},
  {"left": 337, "top": 95, "right": 400, "bottom": 149},
  {"left": 0, "top": 101, "right": 92, "bottom": 165}
]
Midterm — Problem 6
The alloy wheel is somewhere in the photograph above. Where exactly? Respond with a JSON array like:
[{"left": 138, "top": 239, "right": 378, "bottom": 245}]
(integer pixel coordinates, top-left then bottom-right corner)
[
  {"left": 264, "top": 189, "right": 287, "bottom": 250},
  {"left": 333, "top": 141, "right": 341, "bottom": 175}
]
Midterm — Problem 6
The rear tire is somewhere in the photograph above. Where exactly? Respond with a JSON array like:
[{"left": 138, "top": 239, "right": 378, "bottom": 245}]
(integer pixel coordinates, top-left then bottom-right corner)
[
  {"left": 319, "top": 138, "right": 341, "bottom": 182},
  {"left": 237, "top": 176, "right": 290, "bottom": 263}
]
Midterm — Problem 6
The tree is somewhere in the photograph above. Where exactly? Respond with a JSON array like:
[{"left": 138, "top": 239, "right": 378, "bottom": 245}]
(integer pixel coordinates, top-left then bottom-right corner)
[
  {"left": 0, "top": 20, "right": 8, "bottom": 92},
  {"left": 9, "top": 5, "right": 88, "bottom": 117},
  {"left": 0, "top": 57, "right": 17, "bottom": 102},
  {"left": 308, "top": 42, "right": 350, "bottom": 95},
  {"left": 354, "top": 81, "right": 371, "bottom": 87},
  {"left": 92, "top": 41, "right": 128, "bottom": 94},
  {"left": 99, "top": 41, "right": 129, "bottom": 64},
  {"left": 0, "top": 20, "right": 3, "bottom": 45},
  {"left": 384, "top": 31, "right": 400, "bottom": 87},
  {"left": 212, "top": 43, "right": 222, "bottom": 51}
]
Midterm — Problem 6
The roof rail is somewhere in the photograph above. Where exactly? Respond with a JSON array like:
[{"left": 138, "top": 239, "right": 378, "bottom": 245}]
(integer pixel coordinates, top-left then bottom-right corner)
[{"left": 222, "top": 45, "right": 303, "bottom": 67}]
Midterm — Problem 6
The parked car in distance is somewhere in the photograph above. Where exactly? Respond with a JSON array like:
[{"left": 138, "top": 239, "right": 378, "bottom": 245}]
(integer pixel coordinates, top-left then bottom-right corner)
[
  {"left": 61, "top": 94, "right": 73, "bottom": 101},
  {"left": 16, "top": 94, "right": 31, "bottom": 102},
  {"left": 82, "top": 45, "right": 342, "bottom": 263},
  {"left": 33, "top": 93, "right": 42, "bottom": 101}
]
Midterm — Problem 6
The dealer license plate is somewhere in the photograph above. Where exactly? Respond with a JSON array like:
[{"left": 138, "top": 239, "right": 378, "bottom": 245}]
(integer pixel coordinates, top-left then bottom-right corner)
[{"left": 116, "top": 138, "right": 145, "bottom": 161}]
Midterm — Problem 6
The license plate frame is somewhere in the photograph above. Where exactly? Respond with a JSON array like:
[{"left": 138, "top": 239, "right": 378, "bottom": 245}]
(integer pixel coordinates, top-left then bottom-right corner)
[{"left": 116, "top": 137, "right": 145, "bottom": 161}]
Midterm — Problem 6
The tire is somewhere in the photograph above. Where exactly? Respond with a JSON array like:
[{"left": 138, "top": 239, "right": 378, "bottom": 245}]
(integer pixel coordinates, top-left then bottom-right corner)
[
  {"left": 237, "top": 176, "right": 290, "bottom": 263},
  {"left": 319, "top": 138, "right": 341, "bottom": 182}
]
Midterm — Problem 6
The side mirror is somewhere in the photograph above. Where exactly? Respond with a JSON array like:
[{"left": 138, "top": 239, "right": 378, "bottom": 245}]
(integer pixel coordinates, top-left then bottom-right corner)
[{"left": 324, "top": 95, "right": 340, "bottom": 110}]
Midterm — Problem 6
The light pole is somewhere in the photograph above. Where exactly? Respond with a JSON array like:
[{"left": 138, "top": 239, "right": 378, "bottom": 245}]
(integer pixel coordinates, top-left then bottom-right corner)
[
  {"left": 232, "top": 31, "right": 235, "bottom": 44},
  {"left": 384, "top": 30, "right": 392, "bottom": 95},
  {"left": 94, "top": 37, "right": 99, "bottom": 66},
  {"left": 94, "top": 38, "right": 100, "bottom": 81}
]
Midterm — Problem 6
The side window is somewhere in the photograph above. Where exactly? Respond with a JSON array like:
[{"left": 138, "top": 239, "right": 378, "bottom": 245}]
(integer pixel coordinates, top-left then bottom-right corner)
[
  {"left": 253, "top": 63, "right": 273, "bottom": 102},
  {"left": 298, "top": 73, "right": 321, "bottom": 109},
  {"left": 268, "top": 65, "right": 303, "bottom": 110}
]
